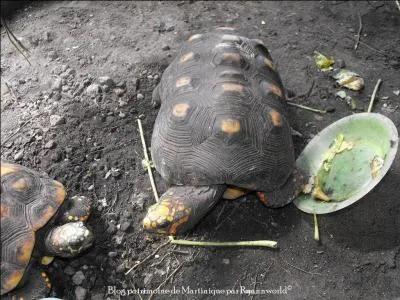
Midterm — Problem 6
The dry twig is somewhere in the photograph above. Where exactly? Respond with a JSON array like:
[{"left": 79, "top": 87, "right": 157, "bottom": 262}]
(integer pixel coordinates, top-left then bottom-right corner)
[
  {"left": 354, "top": 13, "right": 363, "bottom": 50},
  {"left": 137, "top": 119, "right": 159, "bottom": 202},
  {"left": 367, "top": 79, "right": 382, "bottom": 113},
  {"left": 125, "top": 239, "right": 170, "bottom": 275}
]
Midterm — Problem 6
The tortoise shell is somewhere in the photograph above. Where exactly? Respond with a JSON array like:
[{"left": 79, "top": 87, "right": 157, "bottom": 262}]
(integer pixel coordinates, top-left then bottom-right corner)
[
  {"left": 151, "top": 28, "right": 295, "bottom": 192},
  {"left": 0, "top": 161, "right": 66, "bottom": 295}
]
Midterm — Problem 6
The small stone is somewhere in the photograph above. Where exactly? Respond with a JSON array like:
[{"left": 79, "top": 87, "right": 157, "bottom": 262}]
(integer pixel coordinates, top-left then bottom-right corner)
[
  {"left": 108, "top": 252, "right": 118, "bottom": 258},
  {"left": 166, "top": 25, "right": 175, "bottom": 32},
  {"left": 106, "top": 223, "right": 117, "bottom": 234},
  {"left": 86, "top": 84, "right": 101, "bottom": 95},
  {"left": 62, "top": 85, "right": 70, "bottom": 92},
  {"left": 52, "top": 92, "right": 62, "bottom": 101},
  {"left": 43, "top": 31, "right": 52, "bottom": 42},
  {"left": 51, "top": 78, "right": 62, "bottom": 91},
  {"left": 49, "top": 115, "right": 65, "bottom": 126},
  {"left": 44, "top": 140, "right": 56, "bottom": 149},
  {"left": 74, "top": 165, "right": 82, "bottom": 172},
  {"left": 48, "top": 50, "right": 58, "bottom": 60},
  {"left": 116, "top": 264, "right": 125, "bottom": 274},
  {"left": 162, "top": 44, "right": 170, "bottom": 51},
  {"left": 393, "top": 90, "right": 400, "bottom": 96},
  {"left": 74, "top": 286, "right": 88, "bottom": 300},
  {"left": 98, "top": 76, "right": 115, "bottom": 87},
  {"left": 222, "top": 258, "right": 230, "bottom": 265},
  {"left": 64, "top": 265, "right": 76, "bottom": 276},
  {"left": 118, "top": 99, "right": 127, "bottom": 107},
  {"left": 118, "top": 112, "right": 126, "bottom": 118},
  {"left": 72, "top": 271, "right": 86, "bottom": 285},
  {"left": 18, "top": 79, "right": 26, "bottom": 84},
  {"left": 14, "top": 150, "right": 24, "bottom": 161},
  {"left": 88, "top": 185, "right": 94, "bottom": 191},
  {"left": 137, "top": 93, "right": 144, "bottom": 100},
  {"left": 114, "top": 88, "right": 125, "bottom": 97},
  {"left": 120, "top": 221, "right": 131, "bottom": 232},
  {"left": 335, "top": 59, "right": 346, "bottom": 68},
  {"left": 122, "top": 210, "right": 132, "bottom": 219}
]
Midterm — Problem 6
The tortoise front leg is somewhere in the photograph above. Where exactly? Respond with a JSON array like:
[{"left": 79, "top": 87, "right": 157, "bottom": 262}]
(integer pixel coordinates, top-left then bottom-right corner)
[
  {"left": 6, "top": 267, "right": 52, "bottom": 300},
  {"left": 143, "top": 185, "right": 226, "bottom": 235}
]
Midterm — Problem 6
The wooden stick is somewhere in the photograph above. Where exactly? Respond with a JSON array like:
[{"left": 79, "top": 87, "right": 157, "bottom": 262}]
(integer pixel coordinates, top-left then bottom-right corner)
[
  {"left": 354, "top": 13, "right": 363, "bottom": 50},
  {"left": 314, "top": 213, "right": 320, "bottom": 241},
  {"left": 125, "top": 239, "right": 170, "bottom": 275},
  {"left": 396, "top": 0, "right": 400, "bottom": 12},
  {"left": 137, "top": 119, "right": 159, "bottom": 202},
  {"left": 367, "top": 79, "right": 382, "bottom": 113},
  {"left": 287, "top": 101, "right": 328, "bottom": 114},
  {"left": 169, "top": 236, "right": 277, "bottom": 248}
]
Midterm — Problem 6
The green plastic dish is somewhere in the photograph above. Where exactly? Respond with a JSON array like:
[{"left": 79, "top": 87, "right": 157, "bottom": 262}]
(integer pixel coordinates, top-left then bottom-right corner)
[{"left": 294, "top": 113, "right": 398, "bottom": 214}]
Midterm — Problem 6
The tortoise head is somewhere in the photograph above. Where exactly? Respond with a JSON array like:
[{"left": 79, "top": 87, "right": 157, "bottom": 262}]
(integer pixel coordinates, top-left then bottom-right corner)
[{"left": 142, "top": 199, "right": 192, "bottom": 235}]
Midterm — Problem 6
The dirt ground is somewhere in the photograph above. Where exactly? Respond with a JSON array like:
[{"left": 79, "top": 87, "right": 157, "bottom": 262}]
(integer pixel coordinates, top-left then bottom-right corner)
[{"left": 1, "top": 1, "right": 400, "bottom": 299}]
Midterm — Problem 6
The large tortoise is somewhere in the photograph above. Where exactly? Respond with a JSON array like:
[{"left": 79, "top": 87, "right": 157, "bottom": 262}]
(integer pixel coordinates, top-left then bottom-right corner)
[
  {"left": 143, "top": 28, "right": 306, "bottom": 235},
  {"left": 1, "top": 161, "right": 94, "bottom": 299}
]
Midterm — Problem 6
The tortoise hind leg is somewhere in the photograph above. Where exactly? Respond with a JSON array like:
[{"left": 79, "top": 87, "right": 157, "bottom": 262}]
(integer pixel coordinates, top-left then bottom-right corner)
[
  {"left": 6, "top": 267, "right": 52, "bottom": 299},
  {"left": 143, "top": 185, "right": 226, "bottom": 235},
  {"left": 151, "top": 83, "right": 161, "bottom": 108}
]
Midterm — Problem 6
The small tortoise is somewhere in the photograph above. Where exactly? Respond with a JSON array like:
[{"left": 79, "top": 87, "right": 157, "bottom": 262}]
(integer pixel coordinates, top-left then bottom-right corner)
[
  {"left": 143, "top": 28, "right": 306, "bottom": 235},
  {"left": 1, "top": 161, "right": 94, "bottom": 299}
]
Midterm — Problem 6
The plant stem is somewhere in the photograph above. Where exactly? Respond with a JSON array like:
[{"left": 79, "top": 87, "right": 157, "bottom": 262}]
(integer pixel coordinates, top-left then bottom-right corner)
[{"left": 169, "top": 236, "right": 278, "bottom": 248}]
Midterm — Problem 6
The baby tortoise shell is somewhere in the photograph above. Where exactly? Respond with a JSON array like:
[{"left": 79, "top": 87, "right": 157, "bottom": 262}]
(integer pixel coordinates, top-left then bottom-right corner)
[{"left": 1, "top": 161, "right": 66, "bottom": 295}]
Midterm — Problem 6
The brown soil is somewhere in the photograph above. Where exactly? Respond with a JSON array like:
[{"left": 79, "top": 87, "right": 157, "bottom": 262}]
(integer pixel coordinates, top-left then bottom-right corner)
[{"left": 1, "top": 1, "right": 399, "bottom": 299}]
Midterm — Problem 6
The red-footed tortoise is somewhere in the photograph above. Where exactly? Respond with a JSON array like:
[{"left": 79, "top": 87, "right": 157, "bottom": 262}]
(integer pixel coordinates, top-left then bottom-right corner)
[
  {"left": 143, "top": 28, "right": 307, "bottom": 235},
  {"left": 1, "top": 161, "right": 94, "bottom": 299}
]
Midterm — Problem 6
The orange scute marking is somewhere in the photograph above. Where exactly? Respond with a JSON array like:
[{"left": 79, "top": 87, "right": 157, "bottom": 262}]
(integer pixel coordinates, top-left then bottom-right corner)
[
  {"left": 188, "top": 34, "right": 202, "bottom": 42},
  {"left": 222, "top": 83, "right": 244, "bottom": 94},
  {"left": 269, "top": 110, "right": 282, "bottom": 127},
  {"left": 222, "top": 52, "right": 241, "bottom": 62},
  {"left": 1, "top": 204, "right": 11, "bottom": 219},
  {"left": 179, "top": 52, "right": 194, "bottom": 63},
  {"left": 172, "top": 103, "right": 189, "bottom": 117},
  {"left": 223, "top": 187, "right": 247, "bottom": 200},
  {"left": 1, "top": 165, "right": 16, "bottom": 176},
  {"left": 17, "top": 235, "right": 35, "bottom": 265},
  {"left": 12, "top": 178, "right": 27, "bottom": 190},
  {"left": 31, "top": 206, "right": 56, "bottom": 231},
  {"left": 269, "top": 84, "right": 283, "bottom": 98},
  {"left": 221, "top": 119, "right": 241, "bottom": 134},
  {"left": 176, "top": 77, "right": 191, "bottom": 88},
  {"left": 2, "top": 270, "right": 24, "bottom": 293},
  {"left": 263, "top": 57, "right": 275, "bottom": 70},
  {"left": 53, "top": 181, "right": 66, "bottom": 205}
]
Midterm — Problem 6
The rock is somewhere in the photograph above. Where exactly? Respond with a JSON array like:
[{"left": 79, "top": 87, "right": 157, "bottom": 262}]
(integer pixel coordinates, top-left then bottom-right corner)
[
  {"left": 14, "top": 150, "right": 24, "bottom": 161},
  {"left": 48, "top": 50, "right": 58, "bottom": 60},
  {"left": 43, "top": 31, "right": 52, "bottom": 42},
  {"left": 52, "top": 92, "right": 62, "bottom": 101},
  {"left": 137, "top": 93, "right": 144, "bottom": 100},
  {"left": 75, "top": 286, "right": 88, "bottom": 300},
  {"left": 44, "top": 139, "right": 56, "bottom": 149},
  {"left": 118, "top": 112, "right": 126, "bottom": 118},
  {"left": 162, "top": 44, "right": 170, "bottom": 51},
  {"left": 49, "top": 115, "right": 65, "bottom": 126},
  {"left": 51, "top": 78, "right": 62, "bottom": 91},
  {"left": 98, "top": 76, "right": 115, "bottom": 87},
  {"left": 86, "top": 84, "right": 101, "bottom": 96},
  {"left": 116, "top": 263, "right": 125, "bottom": 274},
  {"left": 64, "top": 265, "right": 76, "bottom": 276},
  {"left": 106, "top": 223, "right": 117, "bottom": 234},
  {"left": 72, "top": 271, "right": 86, "bottom": 285},
  {"left": 114, "top": 88, "right": 125, "bottom": 97},
  {"left": 18, "top": 79, "right": 26, "bottom": 84},
  {"left": 108, "top": 252, "right": 118, "bottom": 258},
  {"left": 120, "top": 221, "right": 131, "bottom": 232},
  {"left": 222, "top": 258, "right": 230, "bottom": 265}
]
